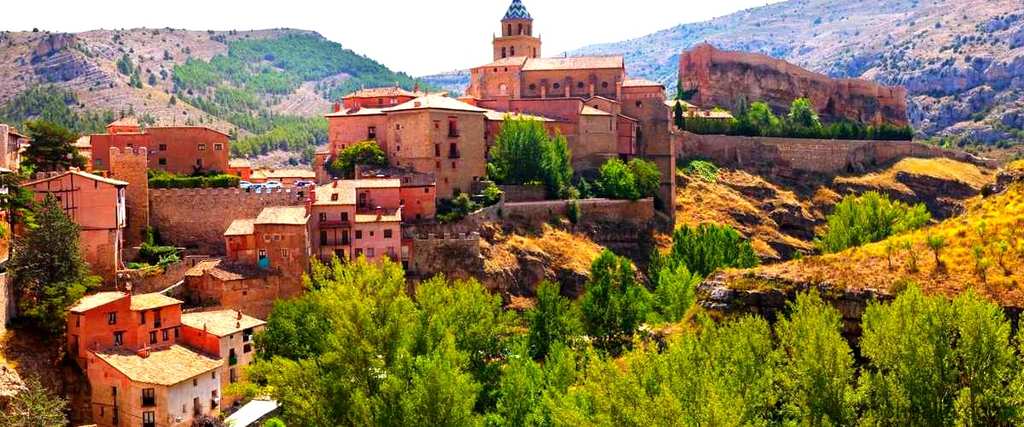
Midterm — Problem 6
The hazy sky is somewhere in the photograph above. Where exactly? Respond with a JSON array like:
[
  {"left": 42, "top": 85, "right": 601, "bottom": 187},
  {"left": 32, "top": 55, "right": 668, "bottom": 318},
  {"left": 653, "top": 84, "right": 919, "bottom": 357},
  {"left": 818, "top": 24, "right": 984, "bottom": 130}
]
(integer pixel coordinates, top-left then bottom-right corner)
[{"left": 6, "top": 0, "right": 783, "bottom": 76}]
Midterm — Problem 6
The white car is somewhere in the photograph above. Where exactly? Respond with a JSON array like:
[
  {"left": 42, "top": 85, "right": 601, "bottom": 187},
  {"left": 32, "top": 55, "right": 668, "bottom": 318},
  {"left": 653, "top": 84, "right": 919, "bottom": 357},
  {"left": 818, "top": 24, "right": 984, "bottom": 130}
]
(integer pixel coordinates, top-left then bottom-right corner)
[{"left": 264, "top": 181, "right": 284, "bottom": 190}]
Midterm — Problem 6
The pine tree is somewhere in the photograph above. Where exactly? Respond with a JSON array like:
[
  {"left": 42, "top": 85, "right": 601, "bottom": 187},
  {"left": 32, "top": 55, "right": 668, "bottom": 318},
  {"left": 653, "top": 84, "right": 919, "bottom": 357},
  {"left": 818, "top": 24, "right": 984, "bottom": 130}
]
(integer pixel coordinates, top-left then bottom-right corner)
[
  {"left": 10, "top": 194, "right": 100, "bottom": 335},
  {"left": 23, "top": 120, "right": 85, "bottom": 172}
]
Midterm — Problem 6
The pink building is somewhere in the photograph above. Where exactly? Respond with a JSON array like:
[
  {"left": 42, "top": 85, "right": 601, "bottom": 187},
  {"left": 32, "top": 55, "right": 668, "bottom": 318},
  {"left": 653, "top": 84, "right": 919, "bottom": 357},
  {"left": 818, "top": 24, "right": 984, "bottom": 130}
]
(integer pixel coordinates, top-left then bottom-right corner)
[
  {"left": 22, "top": 169, "right": 128, "bottom": 284},
  {"left": 180, "top": 310, "right": 266, "bottom": 408},
  {"left": 309, "top": 179, "right": 405, "bottom": 265}
]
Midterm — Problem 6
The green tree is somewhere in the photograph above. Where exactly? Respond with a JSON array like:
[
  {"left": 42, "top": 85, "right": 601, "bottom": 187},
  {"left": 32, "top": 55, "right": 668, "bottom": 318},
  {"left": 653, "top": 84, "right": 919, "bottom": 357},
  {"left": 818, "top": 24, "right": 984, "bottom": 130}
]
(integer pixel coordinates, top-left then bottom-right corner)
[
  {"left": 488, "top": 117, "right": 573, "bottom": 198},
  {"left": 746, "top": 101, "right": 781, "bottom": 136},
  {"left": 787, "top": 97, "right": 822, "bottom": 129},
  {"left": 673, "top": 101, "right": 685, "bottom": 129},
  {"left": 652, "top": 263, "right": 700, "bottom": 322},
  {"left": 628, "top": 158, "right": 661, "bottom": 200},
  {"left": 579, "top": 250, "right": 650, "bottom": 354},
  {"left": 859, "top": 286, "right": 1023, "bottom": 425},
  {"left": 816, "top": 191, "right": 931, "bottom": 253},
  {"left": 543, "top": 133, "right": 573, "bottom": 198},
  {"left": 9, "top": 195, "right": 99, "bottom": 335},
  {"left": 116, "top": 53, "right": 134, "bottom": 76},
  {"left": 526, "top": 281, "right": 581, "bottom": 360},
  {"left": 666, "top": 223, "right": 759, "bottom": 277},
  {"left": 595, "top": 158, "right": 638, "bottom": 200},
  {"left": 775, "top": 291, "right": 856, "bottom": 425},
  {"left": 22, "top": 120, "right": 85, "bottom": 172},
  {"left": 326, "top": 141, "right": 387, "bottom": 179},
  {"left": 0, "top": 377, "right": 69, "bottom": 427}
]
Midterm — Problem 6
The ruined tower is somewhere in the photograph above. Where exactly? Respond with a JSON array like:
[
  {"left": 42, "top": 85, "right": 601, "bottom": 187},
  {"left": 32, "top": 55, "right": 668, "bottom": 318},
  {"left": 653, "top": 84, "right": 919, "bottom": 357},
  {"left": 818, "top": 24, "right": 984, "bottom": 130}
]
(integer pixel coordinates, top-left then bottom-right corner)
[
  {"left": 109, "top": 147, "right": 150, "bottom": 247},
  {"left": 493, "top": 0, "right": 541, "bottom": 61}
]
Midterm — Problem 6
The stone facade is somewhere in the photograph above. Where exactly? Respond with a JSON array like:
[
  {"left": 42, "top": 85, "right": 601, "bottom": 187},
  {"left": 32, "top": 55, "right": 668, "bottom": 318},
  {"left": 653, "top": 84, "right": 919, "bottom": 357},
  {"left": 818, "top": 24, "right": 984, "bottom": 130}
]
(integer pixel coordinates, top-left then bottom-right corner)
[
  {"left": 678, "top": 132, "right": 997, "bottom": 176},
  {"left": 89, "top": 124, "right": 231, "bottom": 175},
  {"left": 678, "top": 43, "right": 909, "bottom": 126},
  {"left": 148, "top": 189, "right": 303, "bottom": 255},
  {"left": 109, "top": 147, "right": 150, "bottom": 248}
]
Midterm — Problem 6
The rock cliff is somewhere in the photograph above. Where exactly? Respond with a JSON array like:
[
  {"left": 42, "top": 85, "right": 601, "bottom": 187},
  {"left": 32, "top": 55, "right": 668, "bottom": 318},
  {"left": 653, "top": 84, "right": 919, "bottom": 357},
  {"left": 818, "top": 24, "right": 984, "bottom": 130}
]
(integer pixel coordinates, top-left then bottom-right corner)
[{"left": 678, "top": 43, "right": 908, "bottom": 126}]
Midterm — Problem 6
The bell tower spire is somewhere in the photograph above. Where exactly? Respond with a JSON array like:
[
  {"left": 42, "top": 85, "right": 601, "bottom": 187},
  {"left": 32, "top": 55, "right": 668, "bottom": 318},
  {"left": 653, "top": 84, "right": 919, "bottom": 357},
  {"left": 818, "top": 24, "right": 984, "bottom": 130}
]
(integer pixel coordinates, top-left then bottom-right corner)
[{"left": 493, "top": 0, "right": 541, "bottom": 61}]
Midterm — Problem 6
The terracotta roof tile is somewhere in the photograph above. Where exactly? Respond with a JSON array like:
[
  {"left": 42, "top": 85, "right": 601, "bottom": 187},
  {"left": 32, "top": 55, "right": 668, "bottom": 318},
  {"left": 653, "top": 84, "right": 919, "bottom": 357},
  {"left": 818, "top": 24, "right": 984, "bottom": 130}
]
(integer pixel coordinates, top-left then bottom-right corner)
[
  {"left": 93, "top": 345, "right": 221, "bottom": 386},
  {"left": 129, "top": 293, "right": 182, "bottom": 311},
  {"left": 355, "top": 208, "right": 402, "bottom": 223},
  {"left": 255, "top": 206, "right": 308, "bottom": 225},
  {"left": 580, "top": 105, "right": 612, "bottom": 116},
  {"left": 344, "top": 86, "right": 425, "bottom": 99},
  {"left": 522, "top": 56, "right": 624, "bottom": 71},
  {"left": 623, "top": 78, "right": 663, "bottom": 88},
  {"left": 107, "top": 117, "right": 139, "bottom": 127},
  {"left": 23, "top": 169, "right": 129, "bottom": 188},
  {"left": 384, "top": 94, "right": 487, "bottom": 113},
  {"left": 180, "top": 310, "right": 266, "bottom": 337},
  {"left": 477, "top": 56, "right": 529, "bottom": 69},
  {"left": 482, "top": 110, "right": 555, "bottom": 122},
  {"left": 70, "top": 292, "right": 126, "bottom": 313},
  {"left": 324, "top": 107, "right": 388, "bottom": 118},
  {"left": 224, "top": 219, "right": 255, "bottom": 237},
  {"left": 314, "top": 179, "right": 402, "bottom": 206}
]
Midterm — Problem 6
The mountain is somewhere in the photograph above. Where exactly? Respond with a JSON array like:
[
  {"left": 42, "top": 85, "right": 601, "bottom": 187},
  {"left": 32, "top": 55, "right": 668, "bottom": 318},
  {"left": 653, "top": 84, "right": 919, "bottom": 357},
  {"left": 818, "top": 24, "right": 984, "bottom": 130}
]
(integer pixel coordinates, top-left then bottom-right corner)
[
  {"left": 567, "top": 0, "right": 1023, "bottom": 145},
  {"left": 0, "top": 28, "right": 424, "bottom": 162}
]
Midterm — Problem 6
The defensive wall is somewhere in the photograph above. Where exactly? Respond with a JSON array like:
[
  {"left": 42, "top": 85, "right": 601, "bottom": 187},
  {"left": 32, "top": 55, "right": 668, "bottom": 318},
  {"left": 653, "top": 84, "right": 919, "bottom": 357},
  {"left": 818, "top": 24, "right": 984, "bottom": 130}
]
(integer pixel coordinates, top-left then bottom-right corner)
[
  {"left": 149, "top": 188, "right": 304, "bottom": 255},
  {"left": 678, "top": 132, "right": 997, "bottom": 176},
  {"left": 118, "top": 255, "right": 212, "bottom": 294}
]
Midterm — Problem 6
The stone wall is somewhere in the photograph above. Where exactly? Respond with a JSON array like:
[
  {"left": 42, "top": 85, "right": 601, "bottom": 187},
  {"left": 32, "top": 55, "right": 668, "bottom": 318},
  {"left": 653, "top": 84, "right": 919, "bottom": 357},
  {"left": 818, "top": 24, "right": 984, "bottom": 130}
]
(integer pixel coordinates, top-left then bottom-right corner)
[
  {"left": 149, "top": 188, "right": 304, "bottom": 255},
  {"left": 679, "top": 132, "right": 996, "bottom": 176},
  {"left": 119, "top": 255, "right": 211, "bottom": 294},
  {"left": 499, "top": 184, "right": 547, "bottom": 203},
  {"left": 407, "top": 232, "right": 483, "bottom": 278},
  {"left": 499, "top": 198, "right": 656, "bottom": 228}
]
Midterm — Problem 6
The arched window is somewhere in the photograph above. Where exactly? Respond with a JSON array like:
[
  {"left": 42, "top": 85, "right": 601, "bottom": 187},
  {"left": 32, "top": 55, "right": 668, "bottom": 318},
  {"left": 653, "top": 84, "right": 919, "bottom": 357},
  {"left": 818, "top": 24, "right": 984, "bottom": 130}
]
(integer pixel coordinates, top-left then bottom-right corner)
[
  {"left": 529, "top": 84, "right": 537, "bottom": 91},
  {"left": 510, "top": 46, "right": 515, "bottom": 56},
  {"left": 501, "top": 47, "right": 507, "bottom": 58},
  {"left": 553, "top": 83, "right": 561, "bottom": 90},
  {"left": 602, "top": 82, "right": 609, "bottom": 89},
  {"left": 577, "top": 82, "right": 585, "bottom": 89}
]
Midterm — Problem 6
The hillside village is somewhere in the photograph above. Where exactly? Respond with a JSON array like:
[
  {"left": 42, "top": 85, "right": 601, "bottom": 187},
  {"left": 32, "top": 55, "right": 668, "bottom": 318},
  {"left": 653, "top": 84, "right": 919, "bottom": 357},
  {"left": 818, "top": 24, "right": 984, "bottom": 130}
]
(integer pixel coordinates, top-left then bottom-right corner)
[{"left": 1, "top": 1, "right": 1024, "bottom": 426}]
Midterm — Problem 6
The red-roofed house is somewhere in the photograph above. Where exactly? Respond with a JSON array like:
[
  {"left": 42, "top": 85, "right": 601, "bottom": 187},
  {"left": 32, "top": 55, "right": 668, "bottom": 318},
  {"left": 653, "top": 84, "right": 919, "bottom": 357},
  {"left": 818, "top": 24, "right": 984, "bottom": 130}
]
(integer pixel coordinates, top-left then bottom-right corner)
[
  {"left": 88, "top": 120, "right": 230, "bottom": 175},
  {"left": 309, "top": 179, "right": 406, "bottom": 265}
]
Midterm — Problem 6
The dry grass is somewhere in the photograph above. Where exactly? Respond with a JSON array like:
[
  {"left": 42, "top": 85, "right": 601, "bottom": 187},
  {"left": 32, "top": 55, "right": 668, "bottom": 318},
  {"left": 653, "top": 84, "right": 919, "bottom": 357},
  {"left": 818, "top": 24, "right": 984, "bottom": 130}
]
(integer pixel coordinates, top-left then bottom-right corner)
[
  {"left": 835, "top": 158, "right": 992, "bottom": 194},
  {"left": 484, "top": 224, "right": 604, "bottom": 276},
  {"left": 1008, "top": 160, "right": 1024, "bottom": 172},
  {"left": 723, "top": 183, "right": 1024, "bottom": 307}
]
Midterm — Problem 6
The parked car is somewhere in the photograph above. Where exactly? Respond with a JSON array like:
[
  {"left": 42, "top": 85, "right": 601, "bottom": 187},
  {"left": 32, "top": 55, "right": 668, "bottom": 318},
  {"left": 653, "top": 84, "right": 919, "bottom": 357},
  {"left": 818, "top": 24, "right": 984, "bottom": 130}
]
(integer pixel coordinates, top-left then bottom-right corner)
[
  {"left": 264, "top": 181, "right": 284, "bottom": 190},
  {"left": 294, "top": 180, "right": 316, "bottom": 188},
  {"left": 248, "top": 184, "right": 266, "bottom": 193},
  {"left": 239, "top": 181, "right": 253, "bottom": 190}
]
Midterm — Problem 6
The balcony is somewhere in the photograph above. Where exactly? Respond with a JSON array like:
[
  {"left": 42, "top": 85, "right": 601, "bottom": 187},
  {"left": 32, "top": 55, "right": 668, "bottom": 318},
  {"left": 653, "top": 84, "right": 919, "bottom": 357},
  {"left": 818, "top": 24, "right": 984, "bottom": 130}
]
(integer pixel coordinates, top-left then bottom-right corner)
[
  {"left": 319, "top": 220, "right": 351, "bottom": 229},
  {"left": 448, "top": 149, "right": 461, "bottom": 159},
  {"left": 142, "top": 396, "right": 156, "bottom": 407}
]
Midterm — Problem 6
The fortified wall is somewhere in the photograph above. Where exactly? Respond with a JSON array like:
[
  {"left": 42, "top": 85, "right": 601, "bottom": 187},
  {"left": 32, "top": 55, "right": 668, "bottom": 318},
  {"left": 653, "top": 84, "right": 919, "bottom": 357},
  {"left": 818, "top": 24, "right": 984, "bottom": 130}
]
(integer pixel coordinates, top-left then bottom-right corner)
[
  {"left": 149, "top": 189, "right": 304, "bottom": 255},
  {"left": 678, "top": 132, "right": 997, "bottom": 176},
  {"left": 108, "top": 147, "right": 149, "bottom": 247},
  {"left": 678, "top": 43, "right": 908, "bottom": 126}
]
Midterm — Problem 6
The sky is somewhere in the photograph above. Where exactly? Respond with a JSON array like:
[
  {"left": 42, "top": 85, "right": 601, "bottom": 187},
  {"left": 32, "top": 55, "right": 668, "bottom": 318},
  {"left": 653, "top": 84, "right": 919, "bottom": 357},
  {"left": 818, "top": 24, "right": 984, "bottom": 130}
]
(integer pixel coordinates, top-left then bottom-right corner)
[{"left": 5, "top": 0, "right": 783, "bottom": 76}]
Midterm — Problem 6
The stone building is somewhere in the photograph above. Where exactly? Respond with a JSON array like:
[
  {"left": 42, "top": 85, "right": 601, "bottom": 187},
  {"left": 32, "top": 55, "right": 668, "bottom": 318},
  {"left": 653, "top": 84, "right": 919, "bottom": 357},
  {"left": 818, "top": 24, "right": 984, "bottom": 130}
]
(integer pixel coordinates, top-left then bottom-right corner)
[
  {"left": 108, "top": 147, "right": 150, "bottom": 248},
  {"left": 89, "top": 119, "right": 231, "bottom": 174},
  {"left": 179, "top": 310, "right": 266, "bottom": 408},
  {"left": 22, "top": 169, "right": 128, "bottom": 284},
  {"left": 309, "top": 179, "right": 407, "bottom": 265},
  {"left": 0, "top": 124, "right": 26, "bottom": 331}
]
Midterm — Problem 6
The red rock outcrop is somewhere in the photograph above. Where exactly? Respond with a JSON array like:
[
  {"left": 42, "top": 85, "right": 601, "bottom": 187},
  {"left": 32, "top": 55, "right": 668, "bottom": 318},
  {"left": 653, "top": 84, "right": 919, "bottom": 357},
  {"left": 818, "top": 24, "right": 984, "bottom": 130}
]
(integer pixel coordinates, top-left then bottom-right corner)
[{"left": 679, "top": 43, "right": 908, "bottom": 126}]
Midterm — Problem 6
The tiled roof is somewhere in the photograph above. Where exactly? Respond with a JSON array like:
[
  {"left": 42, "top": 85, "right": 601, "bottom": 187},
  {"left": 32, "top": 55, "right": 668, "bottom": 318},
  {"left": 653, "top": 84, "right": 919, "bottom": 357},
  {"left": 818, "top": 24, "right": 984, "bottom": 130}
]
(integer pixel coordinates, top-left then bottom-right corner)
[
  {"left": 130, "top": 293, "right": 182, "bottom": 311},
  {"left": 522, "top": 56, "right": 624, "bottom": 71},
  {"left": 107, "top": 117, "right": 139, "bottom": 127},
  {"left": 314, "top": 179, "right": 402, "bottom": 206},
  {"left": 580, "top": 106, "right": 612, "bottom": 116},
  {"left": 477, "top": 56, "right": 529, "bottom": 69},
  {"left": 73, "top": 136, "right": 92, "bottom": 149},
  {"left": 93, "top": 345, "right": 221, "bottom": 386},
  {"left": 384, "top": 94, "right": 487, "bottom": 113},
  {"left": 255, "top": 206, "right": 308, "bottom": 225},
  {"left": 228, "top": 159, "right": 252, "bottom": 169},
  {"left": 355, "top": 166, "right": 436, "bottom": 187},
  {"left": 69, "top": 292, "right": 126, "bottom": 313},
  {"left": 503, "top": 0, "right": 532, "bottom": 20},
  {"left": 224, "top": 219, "right": 255, "bottom": 237},
  {"left": 185, "top": 259, "right": 268, "bottom": 282},
  {"left": 343, "top": 86, "right": 424, "bottom": 99},
  {"left": 665, "top": 99, "right": 697, "bottom": 109},
  {"left": 324, "top": 107, "right": 388, "bottom": 118},
  {"left": 623, "top": 78, "right": 663, "bottom": 88},
  {"left": 180, "top": 310, "right": 266, "bottom": 337},
  {"left": 355, "top": 209, "right": 402, "bottom": 223},
  {"left": 23, "top": 169, "right": 129, "bottom": 188}
]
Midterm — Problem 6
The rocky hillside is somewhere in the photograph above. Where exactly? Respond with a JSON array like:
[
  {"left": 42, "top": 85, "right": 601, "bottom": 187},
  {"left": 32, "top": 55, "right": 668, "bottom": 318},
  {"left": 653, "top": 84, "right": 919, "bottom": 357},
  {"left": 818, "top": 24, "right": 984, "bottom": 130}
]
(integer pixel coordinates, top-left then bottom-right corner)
[
  {"left": 0, "top": 28, "right": 423, "bottom": 160},
  {"left": 675, "top": 157, "right": 995, "bottom": 261},
  {"left": 565, "top": 0, "right": 1024, "bottom": 144}
]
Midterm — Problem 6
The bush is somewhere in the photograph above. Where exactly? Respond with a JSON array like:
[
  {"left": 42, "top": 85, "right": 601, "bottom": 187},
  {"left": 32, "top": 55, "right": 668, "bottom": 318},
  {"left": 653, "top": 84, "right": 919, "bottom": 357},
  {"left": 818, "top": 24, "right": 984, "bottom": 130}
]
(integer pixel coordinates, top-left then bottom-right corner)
[
  {"left": 816, "top": 191, "right": 931, "bottom": 253},
  {"left": 147, "top": 170, "right": 240, "bottom": 188},
  {"left": 326, "top": 140, "right": 387, "bottom": 179},
  {"left": 488, "top": 117, "right": 573, "bottom": 198},
  {"left": 595, "top": 158, "right": 660, "bottom": 201},
  {"left": 682, "top": 159, "right": 719, "bottom": 182},
  {"left": 666, "top": 223, "right": 759, "bottom": 277},
  {"left": 437, "top": 193, "right": 481, "bottom": 224}
]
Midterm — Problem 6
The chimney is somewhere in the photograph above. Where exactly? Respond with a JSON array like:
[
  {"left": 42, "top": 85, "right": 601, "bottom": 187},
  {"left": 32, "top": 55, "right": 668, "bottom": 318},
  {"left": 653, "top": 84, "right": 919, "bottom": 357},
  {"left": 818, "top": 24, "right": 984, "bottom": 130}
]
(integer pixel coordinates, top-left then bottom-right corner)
[
  {"left": 333, "top": 102, "right": 341, "bottom": 113},
  {"left": 236, "top": 310, "right": 242, "bottom": 320},
  {"left": 137, "top": 347, "right": 150, "bottom": 358}
]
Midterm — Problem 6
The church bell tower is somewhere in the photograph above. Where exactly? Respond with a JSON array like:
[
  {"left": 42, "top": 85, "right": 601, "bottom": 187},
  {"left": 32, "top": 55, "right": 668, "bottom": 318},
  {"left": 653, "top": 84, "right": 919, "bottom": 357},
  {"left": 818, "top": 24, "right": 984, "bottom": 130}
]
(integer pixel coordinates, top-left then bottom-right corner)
[{"left": 493, "top": 0, "right": 541, "bottom": 61}]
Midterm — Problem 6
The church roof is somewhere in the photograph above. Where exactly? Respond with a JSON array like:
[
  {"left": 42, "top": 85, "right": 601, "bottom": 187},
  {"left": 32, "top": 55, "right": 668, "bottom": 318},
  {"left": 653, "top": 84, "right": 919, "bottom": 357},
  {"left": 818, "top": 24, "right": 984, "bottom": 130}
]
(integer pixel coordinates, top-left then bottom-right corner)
[
  {"left": 503, "top": 0, "right": 532, "bottom": 21},
  {"left": 522, "top": 56, "right": 624, "bottom": 71}
]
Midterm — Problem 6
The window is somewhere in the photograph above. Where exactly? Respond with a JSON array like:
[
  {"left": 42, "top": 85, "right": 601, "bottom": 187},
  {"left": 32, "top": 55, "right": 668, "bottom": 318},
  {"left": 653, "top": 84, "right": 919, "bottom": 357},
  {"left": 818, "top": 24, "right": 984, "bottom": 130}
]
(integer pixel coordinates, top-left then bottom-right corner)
[
  {"left": 158, "top": 158, "right": 167, "bottom": 166},
  {"left": 355, "top": 230, "right": 363, "bottom": 240},
  {"left": 367, "top": 248, "right": 375, "bottom": 258},
  {"left": 142, "top": 388, "right": 155, "bottom": 407},
  {"left": 214, "top": 143, "right": 223, "bottom": 151},
  {"left": 448, "top": 119, "right": 459, "bottom": 137},
  {"left": 196, "top": 158, "right": 203, "bottom": 168},
  {"left": 578, "top": 82, "right": 585, "bottom": 89},
  {"left": 529, "top": 84, "right": 537, "bottom": 91},
  {"left": 149, "top": 331, "right": 157, "bottom": 344},
  {"left": 602, "top": 82, "right": 609, "bottom": 89},
  {"left": 158, "top": 144, "right": 167, "bottom": 151},
  {"left": 434, "top": 144, "right": 441, "bottom": 157},
  {"left": 331, "top": 193, "right": 339, "bottom": 202},
  {"left": 193, "top": 378, "right": 198, "bottom": 386},
  {"left": 355, "top": 248, "right": 363, "bottom": 257},
  {"left": 230, "top": 368, "right": 238, "bottom": 384},
  {"left": 518, "top": 23, "right": 523, "bottom": 34},
  {"left": 424, "top": 188, "right": 429, "bottom": 194},
  {"left": 553, "top": 83, "right": 561, "bottom": 90},
  {"left": 341, "top": 212, "right": 349, "bottom": 222},
  {"left": 162, "top": 329, "right": 169, "bottom": 341},
  {"left": 113, "top": 331, "right": 124, "bottom": 346},
  {"left": 154, "top": 310, "right": 161, "bottom": 328},
  {"left": 320, "top": 230, "right": 328, "bottom": 245},
  {"left": 318, "top": 213, "right": 327, "bottom": 222},
  {"left": 139, "top": 311, "right": 146, "bottom": 325},
  {"left": 384, "top": 229, "right": 393, "bottom": 239},
  {"left": 510, "top": 46, "right": 515, "bottom": 56},
  {"left": 244, "top": 343, "right": 253, "bottom": 353},
  {"left": 501, "top": 47, "right": 507, "bottom": 58},
  {"left": 142, "top": 411, "right": 155, "bottom": 427},
  {"left": 229, "top": 349, "right": 237, "bottom": 366},
  {"left": 449, "top": 143, "right": 459, "bottom": 159},
  {"left": 368, "top": 126, "right": 377, "bottom": 139},
  {"left": 211, "top": 371, "right": 217, "bottom": 380},
  {"left": 174, "top": 327, "right": 180, "bottom": 339},
  {"left": 198, "top": 144, "right": 207, "bottom": 151},
  {"left": 107, "top": 312, "right": 117, "bottom": 325}
]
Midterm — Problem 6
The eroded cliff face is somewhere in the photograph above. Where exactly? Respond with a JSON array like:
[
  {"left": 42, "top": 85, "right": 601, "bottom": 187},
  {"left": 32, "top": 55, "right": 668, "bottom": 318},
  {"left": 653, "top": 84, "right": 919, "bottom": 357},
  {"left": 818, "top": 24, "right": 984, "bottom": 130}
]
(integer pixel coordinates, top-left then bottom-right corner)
[{"left": 679, "top": 43, "right": 908, "bottom": 126}]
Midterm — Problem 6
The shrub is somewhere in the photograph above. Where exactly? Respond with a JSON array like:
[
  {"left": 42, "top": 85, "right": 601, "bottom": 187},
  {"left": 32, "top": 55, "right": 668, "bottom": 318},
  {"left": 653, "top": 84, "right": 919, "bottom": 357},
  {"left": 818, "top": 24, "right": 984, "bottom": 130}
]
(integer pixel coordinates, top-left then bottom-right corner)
[
  {"left": 682, "top": 159, "right": 719, "bottom": 182},
  {"left": 326, "top": 140, "right": 387, "bottom": 179},
  {"left": 488, "top": 117, "right": 574, "bottom": 198},
  {"left": 666, "top": 223, "right": 759, "bottom": 277},
  {"left": 595, "top": 158, "right": 660, "bottom": 201},
  {"left": 816, "top": 192, "right": 931, "bottom": 253},
  {"left": 147, "top": 170, "right": 240, "bottom": 188},
  {"left": 437, "top": 193, "right": 480, "bottom": 224},
  {"left": 580, "top": 250, "right": 650, "bottom": 354},
  {"left": 566, "top": 199, "right": 580, "bottom": 225}
]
